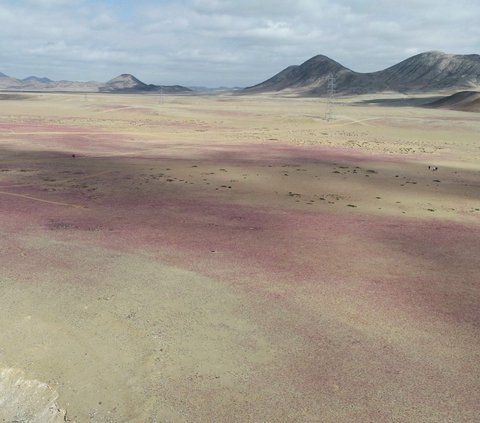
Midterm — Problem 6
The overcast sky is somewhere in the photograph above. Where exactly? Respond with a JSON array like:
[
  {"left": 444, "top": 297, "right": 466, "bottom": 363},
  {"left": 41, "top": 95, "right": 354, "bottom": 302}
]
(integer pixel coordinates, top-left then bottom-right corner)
[{"left": 0, "top": 0, "right": 479, "bottom": 87}]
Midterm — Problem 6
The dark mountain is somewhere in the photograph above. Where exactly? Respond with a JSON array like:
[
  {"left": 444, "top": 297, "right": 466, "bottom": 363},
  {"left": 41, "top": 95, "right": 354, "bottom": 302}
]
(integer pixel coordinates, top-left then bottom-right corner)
[
  {"left": 100, "top": 74, "right": 191, "bottom": 93},
  {"left": 426, "top": 91, "right": 480, "bottom": 112},
  {"left": 244, "top": 55, "right": 387, "bottom": 95},
  {"left": 99, "top": 74, "right": 154, "bottom": 92},
  {"left": 376, "top": 51, "right": 480, "bottom": 91},
  {"left": 244, "top": 51, "right": 480, "bottom": 95},
  {"left": 0, "top": 72, "right": 9, "bottom": 78}
]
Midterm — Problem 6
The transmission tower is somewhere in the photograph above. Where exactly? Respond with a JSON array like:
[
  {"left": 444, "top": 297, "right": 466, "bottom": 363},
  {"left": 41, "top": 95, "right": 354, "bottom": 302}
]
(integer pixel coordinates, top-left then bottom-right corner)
[
  {"left": 324, "top": 73, "right": 336, "bottom": 121},
  {"left": 159, "top": 87, "right": 164, "bottom": 104}
]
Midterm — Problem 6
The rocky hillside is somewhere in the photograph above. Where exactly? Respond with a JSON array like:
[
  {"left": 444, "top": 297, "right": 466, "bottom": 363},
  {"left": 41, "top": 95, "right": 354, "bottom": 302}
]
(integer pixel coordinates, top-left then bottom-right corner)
[
  {"left": 244, "top": 51, "right": 480, "bottom": 95},
  {"left": 244, "top": 55, "right": 385, "bottom": 95},
  {"left": 376, "top": 51, "right": 480, "bottom": 91},
  {"left": 99, "top": 74, "right": 157, "bottom": 92},
  {"left": 100, "top": 74, "right": 191, "bottom": 93}
]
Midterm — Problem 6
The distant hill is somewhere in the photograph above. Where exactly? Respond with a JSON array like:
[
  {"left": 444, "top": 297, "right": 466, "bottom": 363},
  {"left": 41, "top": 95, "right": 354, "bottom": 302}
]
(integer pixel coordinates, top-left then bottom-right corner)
[
  {"left": 189, "top": 86, "right": 244, "bottom": 93},
  {"left": 100, "top": 74, "right": 190, "bottom": 93},
  {"left": 0, "top": 72, "right": 191, "bottom": 94},
  {"left": 99, "top": 74, "right": 156, "bottom": 92},
  {"left": 22, "top": 76, "right": 52, "bottom": 83},
  {"left": 100, "top": 74, "right": 191, "bottom": 93},
  {"left": 244, "top": 51, "right": 480, "bottom": 95},
  {"left": 0, "top": 76, "right": 102, "bottom": 92},
  {"left": 0, "top": 72, "right": 24, "bottom": 89},
  {"left": 426, "top": 91, "right": 480, "bottom": 112}
]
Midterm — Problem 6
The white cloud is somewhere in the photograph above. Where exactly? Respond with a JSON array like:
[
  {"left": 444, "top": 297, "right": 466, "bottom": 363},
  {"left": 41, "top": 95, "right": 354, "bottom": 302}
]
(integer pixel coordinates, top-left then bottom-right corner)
[{"left": 0, "top": 0, "right": 478, "bottom": 86}]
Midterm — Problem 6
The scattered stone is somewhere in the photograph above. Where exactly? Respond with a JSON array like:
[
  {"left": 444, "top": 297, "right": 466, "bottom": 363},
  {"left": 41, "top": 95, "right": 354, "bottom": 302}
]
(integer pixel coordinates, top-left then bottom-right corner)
[{"left": 0, "top": 368, "right": 67, "bottom": 423}]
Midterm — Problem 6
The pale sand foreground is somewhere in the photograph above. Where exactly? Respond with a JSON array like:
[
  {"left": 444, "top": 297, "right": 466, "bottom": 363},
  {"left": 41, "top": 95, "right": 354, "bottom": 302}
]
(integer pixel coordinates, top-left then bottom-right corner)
[{"left": 0, "top": 92, "right": 479, "bottom": 422}]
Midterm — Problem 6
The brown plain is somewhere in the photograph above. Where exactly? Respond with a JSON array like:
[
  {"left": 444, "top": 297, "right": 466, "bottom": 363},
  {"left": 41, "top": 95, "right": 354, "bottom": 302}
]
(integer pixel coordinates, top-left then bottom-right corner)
[{"left": 0, "top": 92, "right": 479, "bottom": 422}]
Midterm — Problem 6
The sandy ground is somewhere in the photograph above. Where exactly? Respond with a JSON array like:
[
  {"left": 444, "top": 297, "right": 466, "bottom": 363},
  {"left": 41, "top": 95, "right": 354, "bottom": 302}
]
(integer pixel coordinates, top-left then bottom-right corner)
[{"left": 0, "top": 92, "right": 479, "bottom": 422}]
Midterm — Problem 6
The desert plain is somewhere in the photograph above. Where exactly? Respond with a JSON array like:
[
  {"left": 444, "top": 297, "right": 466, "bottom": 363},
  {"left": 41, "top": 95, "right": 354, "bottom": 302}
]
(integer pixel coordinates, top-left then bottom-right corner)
[{"left": 0, "top": 91, "right": 479, "bottom": 422}]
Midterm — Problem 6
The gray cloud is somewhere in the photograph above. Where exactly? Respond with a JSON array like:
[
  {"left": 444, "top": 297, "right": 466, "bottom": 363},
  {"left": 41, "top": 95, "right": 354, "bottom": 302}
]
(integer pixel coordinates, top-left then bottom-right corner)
[{"left": 0, "top": 0, "right": 478, "bottom": 87}]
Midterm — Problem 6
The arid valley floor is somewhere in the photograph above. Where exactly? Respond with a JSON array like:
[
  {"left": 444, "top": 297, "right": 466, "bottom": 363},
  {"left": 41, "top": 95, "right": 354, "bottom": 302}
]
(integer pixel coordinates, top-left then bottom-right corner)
[{"left": 0, "top": 92, "right": 479, "bottom": 422}]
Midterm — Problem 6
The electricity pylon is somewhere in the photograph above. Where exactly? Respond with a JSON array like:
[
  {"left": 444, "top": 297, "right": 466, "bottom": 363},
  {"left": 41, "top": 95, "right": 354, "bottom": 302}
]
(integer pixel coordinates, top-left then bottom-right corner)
[
  {"left": 324, "top": 73, "right": 336, "bottom": 121},
  {"left": 159, "top": 87, "right": 164, "bottom": 104}
]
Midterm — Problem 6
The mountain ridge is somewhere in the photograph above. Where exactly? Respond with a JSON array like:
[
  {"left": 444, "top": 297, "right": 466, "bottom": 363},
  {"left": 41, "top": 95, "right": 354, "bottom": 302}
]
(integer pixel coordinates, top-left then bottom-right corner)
[
  {"left": 0, "top": 72, "right": 191, "bottom": 93},
  {"left": 2, "top": 51, "right": 479, "bottom": 95},
  {"left": 244, "top": 51, "right": 480, "bottom": 95},
  {"left": 99, "top": 74, "right": 191, "bottom": 93}
]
